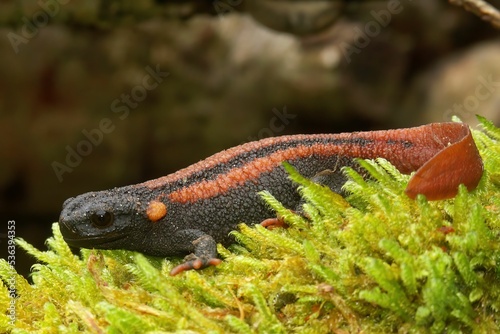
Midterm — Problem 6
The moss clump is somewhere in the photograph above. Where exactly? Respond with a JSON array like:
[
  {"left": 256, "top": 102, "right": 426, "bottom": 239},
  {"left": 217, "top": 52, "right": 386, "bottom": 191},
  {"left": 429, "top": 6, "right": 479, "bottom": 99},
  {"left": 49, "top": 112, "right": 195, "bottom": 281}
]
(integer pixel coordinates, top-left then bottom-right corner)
[{"left": 2, "top": 117, "right": 500, "bottom": 333}]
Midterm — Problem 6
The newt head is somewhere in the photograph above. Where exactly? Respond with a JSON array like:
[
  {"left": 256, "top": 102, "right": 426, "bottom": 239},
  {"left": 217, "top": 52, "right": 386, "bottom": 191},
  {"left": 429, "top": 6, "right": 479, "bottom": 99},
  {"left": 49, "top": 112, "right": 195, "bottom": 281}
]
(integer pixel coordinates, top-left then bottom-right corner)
[{"left": 58, "top": 188, "right": 153, "bottom": 251}]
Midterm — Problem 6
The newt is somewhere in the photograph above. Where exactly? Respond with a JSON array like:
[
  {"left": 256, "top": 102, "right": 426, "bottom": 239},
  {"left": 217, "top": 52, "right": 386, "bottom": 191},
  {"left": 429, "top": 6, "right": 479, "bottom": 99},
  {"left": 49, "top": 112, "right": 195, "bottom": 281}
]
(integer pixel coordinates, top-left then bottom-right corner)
[{"left": 59, "top": 122, "right": 483, "bottom": 275}]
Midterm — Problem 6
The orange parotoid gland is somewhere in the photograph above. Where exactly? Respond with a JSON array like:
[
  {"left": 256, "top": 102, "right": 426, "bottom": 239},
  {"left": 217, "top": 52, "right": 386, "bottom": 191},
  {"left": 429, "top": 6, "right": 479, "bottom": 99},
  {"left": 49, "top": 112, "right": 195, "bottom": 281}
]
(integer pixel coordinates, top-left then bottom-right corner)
[{"left": 146, "top": 200, "right": 167, "bottom": 222}]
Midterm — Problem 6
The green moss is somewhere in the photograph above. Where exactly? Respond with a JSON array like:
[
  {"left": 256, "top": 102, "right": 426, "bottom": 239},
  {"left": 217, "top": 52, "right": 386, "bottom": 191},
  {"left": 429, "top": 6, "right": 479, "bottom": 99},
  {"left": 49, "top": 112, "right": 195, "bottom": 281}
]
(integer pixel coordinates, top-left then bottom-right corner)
[{"left": 2, "top": 117, "right": 500, "bottom": 333}]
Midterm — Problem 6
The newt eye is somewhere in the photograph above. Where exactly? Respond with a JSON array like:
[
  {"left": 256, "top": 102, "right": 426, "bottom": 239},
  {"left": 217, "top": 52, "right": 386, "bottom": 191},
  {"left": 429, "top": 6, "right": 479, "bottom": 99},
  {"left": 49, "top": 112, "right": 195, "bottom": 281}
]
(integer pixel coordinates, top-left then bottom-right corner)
[{"left": 90, "top": 211, "right": 114, "bottom": 228}]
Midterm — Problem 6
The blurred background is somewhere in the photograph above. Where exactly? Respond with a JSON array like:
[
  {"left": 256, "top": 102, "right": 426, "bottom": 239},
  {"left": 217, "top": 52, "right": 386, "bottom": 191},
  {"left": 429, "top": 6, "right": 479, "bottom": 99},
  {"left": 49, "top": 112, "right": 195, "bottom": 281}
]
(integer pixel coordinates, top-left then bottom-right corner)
[{"left": 1, "top": 0, "right": 499, "bottom": 279}]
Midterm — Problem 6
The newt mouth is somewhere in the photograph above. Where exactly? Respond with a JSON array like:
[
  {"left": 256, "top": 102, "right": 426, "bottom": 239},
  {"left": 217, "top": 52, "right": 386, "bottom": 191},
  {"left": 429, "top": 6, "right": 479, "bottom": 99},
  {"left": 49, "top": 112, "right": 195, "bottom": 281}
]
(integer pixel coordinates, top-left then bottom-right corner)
[
  {"left": 62, "top": 234, "right": 126, "bottom": 248},
  {"left": 59, "top": 221, "right": 127, "bottom": 248}
]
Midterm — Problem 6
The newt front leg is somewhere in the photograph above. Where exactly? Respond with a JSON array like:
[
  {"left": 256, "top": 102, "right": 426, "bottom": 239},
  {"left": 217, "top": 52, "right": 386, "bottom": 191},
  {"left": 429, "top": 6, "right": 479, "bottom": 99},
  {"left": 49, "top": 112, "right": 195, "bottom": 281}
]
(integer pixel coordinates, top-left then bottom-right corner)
[{"left": 169, "top": 230, "right": 222, "bottom": 275}]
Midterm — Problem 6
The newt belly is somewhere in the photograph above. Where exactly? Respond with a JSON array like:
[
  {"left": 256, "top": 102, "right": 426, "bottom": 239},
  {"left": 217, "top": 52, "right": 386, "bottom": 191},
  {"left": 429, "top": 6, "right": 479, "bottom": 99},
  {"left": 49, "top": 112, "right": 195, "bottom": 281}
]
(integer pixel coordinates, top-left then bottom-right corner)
[{"left": 59, "top": 122, "right": 483, "bottom": 275}]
